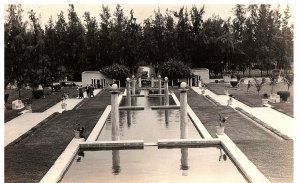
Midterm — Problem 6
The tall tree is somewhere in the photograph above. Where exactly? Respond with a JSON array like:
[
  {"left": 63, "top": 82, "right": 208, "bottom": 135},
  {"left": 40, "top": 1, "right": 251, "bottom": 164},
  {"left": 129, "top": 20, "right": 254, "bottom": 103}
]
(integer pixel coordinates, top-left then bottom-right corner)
[
  {"left": 4, "top": 4, "right": 28, "bottom": 99},
  {"left": 66, "top": 4, "right": 86, "bottom": 81}
]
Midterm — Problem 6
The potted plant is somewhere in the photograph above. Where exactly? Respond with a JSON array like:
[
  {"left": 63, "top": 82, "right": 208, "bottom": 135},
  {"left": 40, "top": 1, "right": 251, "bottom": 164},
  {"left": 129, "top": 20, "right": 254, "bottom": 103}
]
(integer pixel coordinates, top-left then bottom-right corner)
[
  {"left": 61, "top": 93, "right": 67, "bottom": 109},
  {"left": 227, "top": 94, "right": 233, "bottom": 105},
  {"left": 74, "top": 123, "right": 85, "bottom": 139},
  {"left": 224, "top": 89, "right": 229, "bottom": 95},
  {"left": 216, "top": 113, "right": 228, "bottom": 135},
  {"left": 262, "top": 93, "right": 269, "bottom": 105},
  {"left": 201, "top": 85, "right": 206, "bottom": 94}
]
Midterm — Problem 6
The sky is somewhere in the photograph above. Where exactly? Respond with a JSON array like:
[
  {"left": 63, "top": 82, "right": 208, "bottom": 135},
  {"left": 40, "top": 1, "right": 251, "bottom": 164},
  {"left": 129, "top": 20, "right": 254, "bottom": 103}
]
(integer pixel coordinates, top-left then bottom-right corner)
[{"left": 4, "top": 3, "right": 293, "bottom": 28}]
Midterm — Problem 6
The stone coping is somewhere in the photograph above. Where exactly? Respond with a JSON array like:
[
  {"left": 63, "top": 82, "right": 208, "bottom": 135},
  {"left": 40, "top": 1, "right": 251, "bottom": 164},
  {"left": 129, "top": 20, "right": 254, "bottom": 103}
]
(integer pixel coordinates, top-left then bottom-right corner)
[
  {"left": 80, "top": 140, "right": 144, "bottom": 149},
  {"left": 157, "top": 139, "right": 220, "bottom": 147},
  {"left": 39, "top": 138, "right": 82, "bottom": 183},
  {"left": 119, "top": 106, "right": 145, "bottom": 110},
  {"left": 86, "top": 105, "right": 111, "bottom": 142},
  {"left": 218, "top": 134, "right": 271, "bottom": 183},
  {"left": 151, "top": 105, "right": 180, "bottom": 110}
]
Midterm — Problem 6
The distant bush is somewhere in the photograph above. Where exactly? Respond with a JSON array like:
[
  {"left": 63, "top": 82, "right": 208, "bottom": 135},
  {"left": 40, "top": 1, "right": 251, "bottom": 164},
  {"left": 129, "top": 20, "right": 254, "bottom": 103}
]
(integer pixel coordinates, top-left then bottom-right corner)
[
  {"left": 215, "top": 80, "right": 219, "bottom": 83},
  {"left": 277, "top": 91, "right": 290, "bottom": 101},
  {"left": 263, "top": 93, "right": 268, "bottom": 98},
  {"left": 230, "top": 81, "right": 238, "bottom": 87},
  {"left": 52, "top": 85, "right": 61, "bottom": 92},
  {"left": 32, "top": 90, "right": 44, "bottom": 99}
]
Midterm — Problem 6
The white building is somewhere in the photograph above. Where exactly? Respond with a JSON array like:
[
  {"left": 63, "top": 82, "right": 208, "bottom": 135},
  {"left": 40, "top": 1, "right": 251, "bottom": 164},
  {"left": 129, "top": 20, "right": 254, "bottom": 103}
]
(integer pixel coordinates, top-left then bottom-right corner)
[
  {"left": 81, "top": 71, "right": 113, "bottom": 88},
  {"left": 191, "top": 68, "right": 210, "bottom": 85}
]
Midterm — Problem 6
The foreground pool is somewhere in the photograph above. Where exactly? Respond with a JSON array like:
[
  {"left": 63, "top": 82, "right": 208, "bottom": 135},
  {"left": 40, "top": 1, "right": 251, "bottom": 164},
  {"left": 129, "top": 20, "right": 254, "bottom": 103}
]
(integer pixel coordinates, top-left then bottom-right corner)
[{"left": 61, "top": 145, "right": 248, "bottom": 183}]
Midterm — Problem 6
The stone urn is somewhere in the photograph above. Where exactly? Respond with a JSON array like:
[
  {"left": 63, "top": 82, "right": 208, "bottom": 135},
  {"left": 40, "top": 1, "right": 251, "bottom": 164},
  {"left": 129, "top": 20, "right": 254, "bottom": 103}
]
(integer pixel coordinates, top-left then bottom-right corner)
[
  {"left": 61, "top": 103, "right": 67, "bottom": 109},
  {"left": 74, "top": 130, "right": 81, "bottom": 139},
  {"left": 216, "top": 126, "right": 225, "bottom": 135}
]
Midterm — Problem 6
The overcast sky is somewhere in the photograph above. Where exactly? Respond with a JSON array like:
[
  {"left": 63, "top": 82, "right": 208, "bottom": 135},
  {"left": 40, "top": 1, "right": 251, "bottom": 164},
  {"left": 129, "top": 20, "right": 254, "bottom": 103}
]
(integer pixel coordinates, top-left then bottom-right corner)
[{"left": 4, "top": 3, "right": 293, "bottom": 28}]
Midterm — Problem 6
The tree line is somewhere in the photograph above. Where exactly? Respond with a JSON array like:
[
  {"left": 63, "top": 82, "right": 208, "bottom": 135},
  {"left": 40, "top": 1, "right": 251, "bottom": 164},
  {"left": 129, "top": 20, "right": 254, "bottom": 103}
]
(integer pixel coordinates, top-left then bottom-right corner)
[{"left": 5, "top": 4, "right": 293, "bottom": 89}]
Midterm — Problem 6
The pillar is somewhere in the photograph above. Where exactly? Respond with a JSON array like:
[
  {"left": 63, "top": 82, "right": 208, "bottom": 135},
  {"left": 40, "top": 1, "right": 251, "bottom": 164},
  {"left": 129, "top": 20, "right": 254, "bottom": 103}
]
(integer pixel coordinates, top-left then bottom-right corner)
[
  {"left": 138, "top": 77, "right": 142, "bottom": 88},
  {"left": 180, "top": 82, "right": 188, "bottom": 139},
  {"left": 158, "top": 75, "right": 162, "bottom": 94},
  {"left": 165, "top": 110, "right": 169, "bottom": 126},
  {"left": 126, "top": 78, "right": 131, "bottom": 106},
  {"left": 164, "top": 77, "right": 169, "bottom": 106},
  {"left": 181, "top": 148, "right": 189, "bottom": 171},
  {"left": 151, "top": 77, "right": 154, "bottom": 88},
  {"left": 190, "top": 78, "right": 193, "bottom": 87},
  {"left": 132, "top": 75, "right": 136, "bottom": 95},
  {"left": 111, "top": 84, "right": 120, "bottom": 141},
  {"left": 112, "top": 150, "right": 120, "bottom": 174}
]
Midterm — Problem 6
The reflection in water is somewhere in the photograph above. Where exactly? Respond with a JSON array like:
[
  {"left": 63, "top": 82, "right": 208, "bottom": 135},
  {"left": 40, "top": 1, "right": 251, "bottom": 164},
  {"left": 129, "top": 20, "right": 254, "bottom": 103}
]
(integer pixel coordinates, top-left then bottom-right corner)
[
  {"left": 76, "top": 149, "right": 85, "bottom": 162},
  {"left": 126, "top": 110, "right": 131, "bottom": 128},
  {"left": 181, "top": 148, "right": 189, "bottom": 176},
  {"left": 112, "top": 150, "right": 121, "bottom": 175},
  {"left": 218, "top": 146, "right": 227, "bottom": 161},
  {"left": 181, "top": 148, "right": 189, "bottom": 170},
  {"left": 165, "top": 110, "right": 169, "bottom": 127}
]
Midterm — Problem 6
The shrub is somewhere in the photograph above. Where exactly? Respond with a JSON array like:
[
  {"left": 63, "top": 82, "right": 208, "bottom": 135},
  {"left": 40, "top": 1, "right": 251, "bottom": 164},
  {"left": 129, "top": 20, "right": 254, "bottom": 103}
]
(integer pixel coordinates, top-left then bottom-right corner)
[
  {"left": 277, "top": 91, "right": 290, "bottom": 101},
  {"left": 52, "top": 85, "right": 61, "bottom": 92},
  {"left": 215, "top": 80, "right": 219, "bottom": 83},
  {"left": 230, "top": 81, "right": 238, "bottom": 87},
  {"left": 263, "top": 93, "right": 268, "bottom": 99},
  {"left": 161, "top": 59, "right": 191, "bottom": 80},
  {"left": 32, "top": 90, "right": 44, "bottom": 99}
]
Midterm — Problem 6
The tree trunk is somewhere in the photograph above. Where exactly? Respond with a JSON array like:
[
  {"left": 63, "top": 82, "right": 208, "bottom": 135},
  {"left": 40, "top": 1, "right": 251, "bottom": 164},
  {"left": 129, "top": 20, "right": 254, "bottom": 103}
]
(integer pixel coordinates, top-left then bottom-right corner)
[{"left": 18, "top": 88, "right": 21, "bottom": 100}]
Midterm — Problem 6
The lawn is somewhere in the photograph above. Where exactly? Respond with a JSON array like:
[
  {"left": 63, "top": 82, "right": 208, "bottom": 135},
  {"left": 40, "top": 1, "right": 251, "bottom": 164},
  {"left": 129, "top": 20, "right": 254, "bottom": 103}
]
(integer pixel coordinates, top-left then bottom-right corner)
[
  {"left": 206, "top": 82, "right": 293, "bottom": 115},
  {"left": 4, "top": 87, "right": 79, "bottom": 122},
  {"left": 5, "top": 89, "right": 111, "bottom": 183}
]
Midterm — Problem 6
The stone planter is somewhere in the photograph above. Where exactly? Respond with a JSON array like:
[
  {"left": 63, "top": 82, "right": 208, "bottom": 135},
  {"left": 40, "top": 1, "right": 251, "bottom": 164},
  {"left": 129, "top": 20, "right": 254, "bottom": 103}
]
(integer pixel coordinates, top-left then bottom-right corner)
[
  {"left": 74, "top": 130, "right": 81, "bottom": 139},
  {"left": 25, "top": 104, "right": 32, "bottom": 110},
  {"left": 227, "top": 98, "right": 233, "bottom": 105},
  {"left": 61, "top": 103, "right": 67, "bottom": 109},
  {"left": 223, "top": 75, "right": 231, "bottom": 83},
  {"left": 262, "top": 98, "right": 269, "bottom": 105},
  {"left": 224, "top": 89, "right": 229, "bottom": 95},
  {"left": 216, "top": 126, "right": 225, "bottom": 135}
]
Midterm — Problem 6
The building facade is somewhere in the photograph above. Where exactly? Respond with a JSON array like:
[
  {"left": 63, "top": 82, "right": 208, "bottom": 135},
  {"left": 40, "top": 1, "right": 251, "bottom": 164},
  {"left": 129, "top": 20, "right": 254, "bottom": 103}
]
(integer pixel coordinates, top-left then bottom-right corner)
[{"left": 81, "top": 71, "right": 113, "bottom": 88}]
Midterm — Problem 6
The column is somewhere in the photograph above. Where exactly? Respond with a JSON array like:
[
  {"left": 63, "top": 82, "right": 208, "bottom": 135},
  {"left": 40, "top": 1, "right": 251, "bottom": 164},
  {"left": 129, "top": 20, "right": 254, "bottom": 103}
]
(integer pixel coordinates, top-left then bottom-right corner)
[
  {"left": 138, "top": 77, "right": 142, "bottom": 88},
  {"left": 164, "top": 77, "right": 169, "bottom": 106},
  {"left": 111, "top": 84, "right": 120, "bottom": 141},
  {"left": 180, "top": 82, "right": 188, "bottom": 139},
  {"left": 132, "top": 75, "right": 136, "bottom": 95},
  {"left": 126, "top": 78, "right": 131, "bottom": 106},
  {"left": 158, "top": 75, "right": 162, "bottom": 94},
  {"left": 151, "top": 77, "right": 154, "bottom": 88}
]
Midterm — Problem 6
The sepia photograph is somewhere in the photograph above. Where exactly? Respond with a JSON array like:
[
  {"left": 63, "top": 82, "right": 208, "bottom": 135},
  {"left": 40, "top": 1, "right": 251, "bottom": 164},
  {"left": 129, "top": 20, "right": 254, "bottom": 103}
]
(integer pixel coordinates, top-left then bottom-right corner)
[{"left": 3, "top": 0, "right": 296, "bottom": 182}]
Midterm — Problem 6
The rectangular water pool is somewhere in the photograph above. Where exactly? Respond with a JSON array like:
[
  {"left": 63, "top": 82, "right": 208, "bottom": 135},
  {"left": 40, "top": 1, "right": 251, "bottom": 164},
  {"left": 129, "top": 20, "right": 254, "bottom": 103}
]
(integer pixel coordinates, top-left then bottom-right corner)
[
  {"left": 97, "top": 93, "right": 202, "bottom": 142},
  {"left": 61, "top": 145, "right": 248, "bottom": 183}
]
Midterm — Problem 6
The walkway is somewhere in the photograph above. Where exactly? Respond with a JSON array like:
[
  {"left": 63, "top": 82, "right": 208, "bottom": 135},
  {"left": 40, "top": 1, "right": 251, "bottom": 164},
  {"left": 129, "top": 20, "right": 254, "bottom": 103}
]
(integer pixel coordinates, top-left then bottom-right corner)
[
  {"left": 193, "top": 87, "right": 294, "bottom": 140},
  {"left": 4, "top": 89, "right": 102, "bottom": 147}
]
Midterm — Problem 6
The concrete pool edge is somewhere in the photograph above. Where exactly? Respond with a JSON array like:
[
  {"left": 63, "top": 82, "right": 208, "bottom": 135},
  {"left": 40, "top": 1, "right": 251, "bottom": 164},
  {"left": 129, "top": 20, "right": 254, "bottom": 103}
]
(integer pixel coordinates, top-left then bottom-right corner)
[
  {"left": 171, "top": 93, "right": 213, "bottom": 140},
  {"left": 218, "top": 134, "right": 271, "bottom": 183},
  {"left": 39, "top": 138, "right": 81, "bottom": 183}
]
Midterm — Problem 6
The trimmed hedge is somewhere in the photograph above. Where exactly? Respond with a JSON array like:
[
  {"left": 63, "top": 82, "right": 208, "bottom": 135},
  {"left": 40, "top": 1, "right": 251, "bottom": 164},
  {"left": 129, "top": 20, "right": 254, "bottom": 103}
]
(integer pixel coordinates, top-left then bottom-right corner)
[
  {"left": 277, "top": 91, "right": 290, "bottom": 101},
  {"left": 230, "top": 81, "right": 238, "bottom": 87},
  {"left": 32, "top": 90, "right": 44, "bottom": 99}
]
